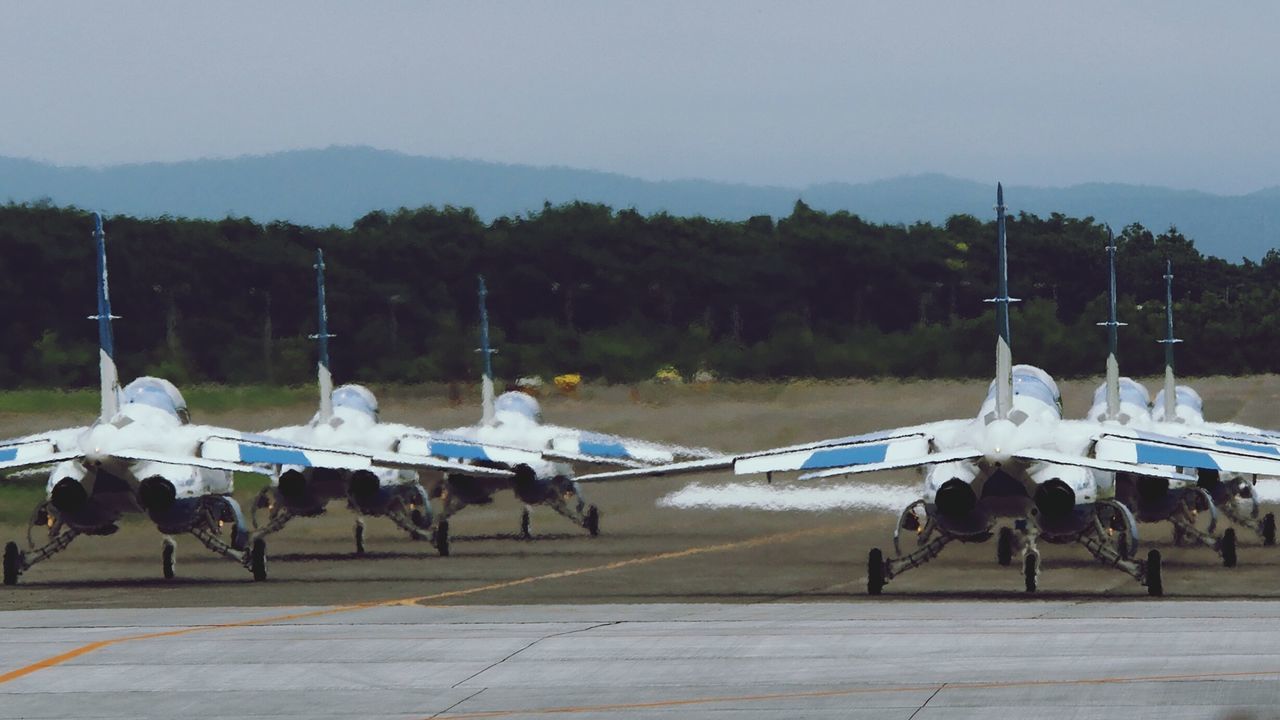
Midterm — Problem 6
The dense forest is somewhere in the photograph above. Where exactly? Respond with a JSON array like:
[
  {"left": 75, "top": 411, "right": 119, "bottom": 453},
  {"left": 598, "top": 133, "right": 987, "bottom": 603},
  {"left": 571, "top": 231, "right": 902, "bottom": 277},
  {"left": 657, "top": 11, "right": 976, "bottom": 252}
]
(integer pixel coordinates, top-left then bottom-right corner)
[{"left": 0, "top": 199, "right": 1277, "bottom": 388}]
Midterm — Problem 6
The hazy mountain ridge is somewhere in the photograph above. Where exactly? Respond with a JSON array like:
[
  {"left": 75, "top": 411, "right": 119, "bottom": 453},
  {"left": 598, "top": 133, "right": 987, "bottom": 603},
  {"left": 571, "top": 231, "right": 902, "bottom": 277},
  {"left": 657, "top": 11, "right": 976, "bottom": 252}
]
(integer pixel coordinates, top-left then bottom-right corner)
[{"left": 2, "top": 146, "right": 1277, "bottom": 259}]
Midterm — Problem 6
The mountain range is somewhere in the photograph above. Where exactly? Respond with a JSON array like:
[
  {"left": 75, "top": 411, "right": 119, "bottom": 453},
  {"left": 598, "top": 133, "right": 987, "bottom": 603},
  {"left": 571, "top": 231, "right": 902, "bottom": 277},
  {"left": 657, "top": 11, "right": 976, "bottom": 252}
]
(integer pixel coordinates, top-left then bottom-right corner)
[{"left": 2, "top": 146, "right": 1278, "bottom": 260}]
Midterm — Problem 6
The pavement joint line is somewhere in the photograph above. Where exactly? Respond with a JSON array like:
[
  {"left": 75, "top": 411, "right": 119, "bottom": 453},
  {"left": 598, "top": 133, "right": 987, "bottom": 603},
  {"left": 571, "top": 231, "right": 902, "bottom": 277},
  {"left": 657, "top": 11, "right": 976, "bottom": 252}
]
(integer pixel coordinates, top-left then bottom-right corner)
[
  {"left": 427, "top": 668, "right": 1280, "bottom": 719},
  {"left": 0, "top": 523, "right": 855, "bottom": 686},
  {"left": 449, "top": 621, "right": 620, "bottom": 689}
]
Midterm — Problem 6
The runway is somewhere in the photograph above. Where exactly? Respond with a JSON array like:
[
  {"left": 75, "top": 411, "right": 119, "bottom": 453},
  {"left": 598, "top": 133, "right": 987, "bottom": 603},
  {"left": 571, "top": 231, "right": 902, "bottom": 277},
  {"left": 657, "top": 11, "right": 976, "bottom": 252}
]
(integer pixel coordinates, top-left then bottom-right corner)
[{"left": 3, "top": 602, "right": 1279, "bottom": 719}]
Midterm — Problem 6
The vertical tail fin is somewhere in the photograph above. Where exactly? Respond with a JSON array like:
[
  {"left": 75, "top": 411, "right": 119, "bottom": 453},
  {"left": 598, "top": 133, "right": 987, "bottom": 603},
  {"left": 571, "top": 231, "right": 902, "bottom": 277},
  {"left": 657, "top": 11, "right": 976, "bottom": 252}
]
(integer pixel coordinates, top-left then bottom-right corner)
[
  {"left": 477, "top": 276, "right": 497, "bottom": 425},
  {"left": 1157, "top": 259, "right": 1182, "bottom": 422},
  {"left": 987, "top": 183, "right": 1019, "bottom": 419},
  {"left": 1097, "top": 228, "right": 1125, "bottom": 421},
  {"left": 310, "top": 249, "right": 336, "bottom": 421},
  {"left": 90, "top": 213, "right": 120, "bottom": 421}
]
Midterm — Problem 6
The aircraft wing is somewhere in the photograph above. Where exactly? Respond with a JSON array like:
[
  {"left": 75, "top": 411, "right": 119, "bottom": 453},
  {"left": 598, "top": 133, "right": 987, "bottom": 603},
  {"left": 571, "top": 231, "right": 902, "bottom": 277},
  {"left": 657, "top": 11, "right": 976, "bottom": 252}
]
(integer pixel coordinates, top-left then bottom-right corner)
[
  {"left": 371, "top": 450, "right": 515, "bottom": 479},
  {"left": 577, "top": 455, "right": 734, "bottom": 482},
  {"left": 109, "top": 448, "right": 268, "bottom": 475},
  {"left": 1095, "top": 430, "right": 1280, "bottom": 477},
  {"left": 578, "top": 432, "right": 948, "bottom": 482},
  {"left": 396, "top": 434, "right": 544, "bottom": 466},
  {"left": 796, "top": 447, "right": 983, "bottom": 480},
  {"left": 1013, "top": 447, "right": 1197, "bottom": 483},
  {"left": 0, "top": 438, "right": 82, "bottom": 473},
  {"left": 543, "top": 428, "right": 719, "bottom": 467},
  {"left": 198, "top": 436, "right": 374, "bottom": 471}
]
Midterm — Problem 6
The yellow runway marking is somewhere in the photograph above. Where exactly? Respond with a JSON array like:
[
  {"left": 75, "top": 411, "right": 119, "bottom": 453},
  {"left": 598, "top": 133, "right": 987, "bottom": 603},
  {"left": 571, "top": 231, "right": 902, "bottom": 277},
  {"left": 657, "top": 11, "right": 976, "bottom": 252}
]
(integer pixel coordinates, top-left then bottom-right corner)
[
  {"left": 0, "top": 523, "right": 856, "bottom": 685},
  {"left": 431, "top": 669, "right": 1280, "bottom": 718}
]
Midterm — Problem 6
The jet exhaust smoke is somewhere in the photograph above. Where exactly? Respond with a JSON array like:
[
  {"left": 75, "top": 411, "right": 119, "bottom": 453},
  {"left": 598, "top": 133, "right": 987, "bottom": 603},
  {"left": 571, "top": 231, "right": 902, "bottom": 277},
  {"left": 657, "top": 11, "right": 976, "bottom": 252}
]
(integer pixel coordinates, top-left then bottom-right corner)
[{"left": 658, "top": 482, "right": 916, "bottom": 513}]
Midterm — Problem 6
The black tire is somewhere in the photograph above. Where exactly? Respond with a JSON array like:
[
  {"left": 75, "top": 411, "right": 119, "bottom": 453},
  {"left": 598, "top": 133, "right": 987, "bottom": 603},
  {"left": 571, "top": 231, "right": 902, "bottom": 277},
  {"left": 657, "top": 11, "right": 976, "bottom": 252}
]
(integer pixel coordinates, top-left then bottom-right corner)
[
  {"left": 1023, "top": 552, "right": 1038, "bottom": 593},
  {"left": 996, "top": 527, "right": 1014, "bottom": 566},
  {"left": 1146, "top": 549, "right": 1163, "bottom": 597},
  {"left": 1221, "top": 528, "right": 1238, "bottom": 568},
  {"left": 520, "top": 509, "right": 532, "bottom": 539},
  {"left": 435, "top": 520, "right": 450, "bottom": 558},
  {"left": 1263, "top": 513, "right": 1276, "bottom": 547},
  {"left": 250, "top": 538, "right": 267, "bottom": 581},
  {"left": 867, "top": 548, "right": 885, "bottom": 595},
  {"left": 354, "top": 522, "right": 366, "bottom": 556},
  {"left": 1117, "top": 531, "right": 1131, "bottom": 561},
  {"left": 585, "top": 505, "right": 601, "bottom": 537},
  {"left": 162, "top": 540, "right": 176, "bottom": 580},
  {"left": 3, "top": 541, "right": 20, "bottom": 586}
]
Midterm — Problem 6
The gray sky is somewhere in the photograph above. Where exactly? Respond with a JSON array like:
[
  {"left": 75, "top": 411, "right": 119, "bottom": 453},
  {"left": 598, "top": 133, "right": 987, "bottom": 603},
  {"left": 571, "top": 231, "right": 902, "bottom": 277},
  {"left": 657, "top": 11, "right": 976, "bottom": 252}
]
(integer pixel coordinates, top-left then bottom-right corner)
[{"left": 4, "top": 1, "right": 1278, "bottom": 193}]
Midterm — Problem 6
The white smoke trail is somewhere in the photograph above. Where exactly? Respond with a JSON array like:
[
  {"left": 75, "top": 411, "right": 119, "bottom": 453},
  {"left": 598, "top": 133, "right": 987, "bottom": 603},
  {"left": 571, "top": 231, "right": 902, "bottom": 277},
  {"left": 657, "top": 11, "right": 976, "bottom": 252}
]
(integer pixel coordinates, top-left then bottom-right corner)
[{"left": 658, "top": 481, "right": 917, "bottom": 513}]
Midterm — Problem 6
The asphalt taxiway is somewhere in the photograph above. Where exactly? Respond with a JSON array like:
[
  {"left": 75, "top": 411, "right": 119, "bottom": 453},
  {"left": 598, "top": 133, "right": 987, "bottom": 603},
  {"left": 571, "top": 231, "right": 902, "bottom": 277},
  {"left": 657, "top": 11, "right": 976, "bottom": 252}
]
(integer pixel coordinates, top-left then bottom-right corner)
[{"left": 3, "top": 602, "right": 1279, "bottom": 719}]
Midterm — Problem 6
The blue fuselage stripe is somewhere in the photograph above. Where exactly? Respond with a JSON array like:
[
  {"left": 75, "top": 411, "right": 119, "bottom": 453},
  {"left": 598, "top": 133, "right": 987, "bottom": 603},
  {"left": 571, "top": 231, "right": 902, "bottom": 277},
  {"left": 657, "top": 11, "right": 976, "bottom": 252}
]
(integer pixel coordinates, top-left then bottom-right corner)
[
  {"left": 1133, "top": 444, "right": 1219, "bottom": 470},
  {"left": 0, "top": 448, "right": 17, "bottom": 462},
  {"left": 800, "top": 443, "right": 890, "bottom": 470}
]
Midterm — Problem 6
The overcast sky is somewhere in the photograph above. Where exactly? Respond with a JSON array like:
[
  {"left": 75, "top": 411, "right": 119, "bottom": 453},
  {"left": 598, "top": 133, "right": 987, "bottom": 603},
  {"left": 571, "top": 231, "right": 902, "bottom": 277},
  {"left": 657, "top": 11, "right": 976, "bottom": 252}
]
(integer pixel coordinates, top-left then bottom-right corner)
[{"left": 4, "top": 1, "right": 1278, "bottom": 193}]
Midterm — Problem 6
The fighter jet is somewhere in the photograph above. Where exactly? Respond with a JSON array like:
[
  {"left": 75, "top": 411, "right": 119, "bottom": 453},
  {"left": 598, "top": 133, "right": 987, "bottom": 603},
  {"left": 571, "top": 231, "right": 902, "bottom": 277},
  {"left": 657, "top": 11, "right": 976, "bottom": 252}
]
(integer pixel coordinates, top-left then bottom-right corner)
[
  {"left": 1, "top": 215, "right": 375, "bottom": 585},
  {"left": 579, "top": 185, "right": 1280, "bottom": 596},
  {"left": 403, "top": 276, "right": 717, "bottom": 539},
  {"left": 249, "top": 250, "right": 514, "bottom": 556}
]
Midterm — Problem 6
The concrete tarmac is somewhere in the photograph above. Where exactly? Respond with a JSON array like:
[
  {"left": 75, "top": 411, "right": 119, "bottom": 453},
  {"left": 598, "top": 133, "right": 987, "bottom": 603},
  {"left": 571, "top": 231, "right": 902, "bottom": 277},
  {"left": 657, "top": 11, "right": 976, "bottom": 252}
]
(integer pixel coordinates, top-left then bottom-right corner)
[{"left": 3, "top": 602, "right": 1280, "bottom": 719}]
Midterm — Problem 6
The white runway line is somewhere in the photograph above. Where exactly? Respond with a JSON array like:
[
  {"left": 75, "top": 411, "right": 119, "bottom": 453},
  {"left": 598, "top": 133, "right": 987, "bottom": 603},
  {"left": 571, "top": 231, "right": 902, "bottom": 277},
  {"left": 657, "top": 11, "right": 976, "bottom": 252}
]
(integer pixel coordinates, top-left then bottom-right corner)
[{"left": 658, "top": 481, "right": 917, "bottom": 513}]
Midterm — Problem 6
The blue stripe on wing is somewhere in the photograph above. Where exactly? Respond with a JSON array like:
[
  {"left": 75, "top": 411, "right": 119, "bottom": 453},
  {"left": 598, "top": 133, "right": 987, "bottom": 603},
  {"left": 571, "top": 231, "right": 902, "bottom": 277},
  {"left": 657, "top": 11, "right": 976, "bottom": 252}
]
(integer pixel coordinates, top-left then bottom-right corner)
[
  {"left": 1133, "top": 443, "right": 1219, "bottom": 470},
  {"left": 0, "top": 448, "right": 16, "bottom": 462},
  {"left": 579, "top": 438, "right": 629, "bottom": 458},
  {"left": 1219, "top": 440, "right": 1280, "bottom": 456},
  {"left": 429, "top": 441, "right": 492, "bottom": 462},
  {"left": 238, "top": 444, "right": 311, "bottom": 466},
  {"left": 799, "top": 443, "right": 891, "bottom": 470}
]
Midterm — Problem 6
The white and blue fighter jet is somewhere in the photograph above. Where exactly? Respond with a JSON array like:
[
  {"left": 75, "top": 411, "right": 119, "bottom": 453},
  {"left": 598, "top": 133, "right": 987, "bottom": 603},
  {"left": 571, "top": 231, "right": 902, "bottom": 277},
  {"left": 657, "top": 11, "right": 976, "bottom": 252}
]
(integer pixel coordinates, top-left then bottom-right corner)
[
  {"left": 401, "top": 277, "right": 717, "bottom": 539},
  {"left": 580, "top": 185, "right": 1280, "bottom": 596},
  {"left": 0, "top": 216, "right": 379, "bottom": 585},
  {"left": 249, "top": 251, "right": 515, "bottom": 557}
]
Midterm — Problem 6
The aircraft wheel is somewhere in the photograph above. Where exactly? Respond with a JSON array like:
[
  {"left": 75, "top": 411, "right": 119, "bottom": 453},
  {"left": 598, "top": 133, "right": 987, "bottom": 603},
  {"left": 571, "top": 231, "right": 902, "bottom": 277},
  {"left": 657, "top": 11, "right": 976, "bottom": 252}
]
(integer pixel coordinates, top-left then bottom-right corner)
[
  {"left": 162, "top": 538, "right": 176, "bottom": 580},
  {"left": 585, "top": 505, "right": 601, "bottom": 537},
  {"left": 996, "top": 527, "right": 1014, "bottom": 566},
  {"left": 1146, "top": 549, "right": 1163, "bottom": 597},
  {"left": 250, "top": 538, "right": 268, "bottom": 581},
  {"left": 520, "top": 509, "right": 532, "bottom": 540},
  {"left": 435, "top": 520, "right": 450, "bottom": 557},
  {"left": 354, "top": 520, "right": 366, "bottom": 556},
  {"left": 867, "top": 548, "right": 885, "bottom": 596},
  {"left": 1263, "top": 513, "right": 1276, "bottom": 547},
  {"left": 1221, "top": 528, "right": 1238, "bottom": 568},
  {"left": 3, "top": 541, "right": 20, "bottom": 586},
  {"left": 1023, "top": 552, "right": 1039, "bottom": 593}
]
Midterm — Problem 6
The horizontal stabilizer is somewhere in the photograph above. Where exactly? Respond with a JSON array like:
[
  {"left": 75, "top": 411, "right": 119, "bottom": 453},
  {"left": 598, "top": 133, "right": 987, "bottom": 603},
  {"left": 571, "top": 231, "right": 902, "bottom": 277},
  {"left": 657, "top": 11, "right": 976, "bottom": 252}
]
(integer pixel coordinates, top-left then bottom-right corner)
[
  {"left": 735, "top": 434, "right": 931, "bottom": 475},
  {"left": 542, "top": 448, "right": 648, "bottom": 469},
  {"left": 796, "top": 447, "right": 983, "bottom": 481},
  {"left": 549, "top": 433, "right": 674, "bottom": 465},
  {"left": 397, "top": 435, "right": 543, "bottom": 466},
  {"left": 201, "top": 436, "right": 372, "bottom": 471},
  {"left": 576, "top": 455, "right": 734, "bottom": 482}
]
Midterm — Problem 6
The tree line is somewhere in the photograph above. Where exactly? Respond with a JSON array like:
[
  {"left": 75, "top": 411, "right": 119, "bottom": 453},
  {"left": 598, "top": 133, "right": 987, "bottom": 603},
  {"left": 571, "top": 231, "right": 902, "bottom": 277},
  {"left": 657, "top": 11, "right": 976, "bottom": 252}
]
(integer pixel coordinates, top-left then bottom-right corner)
[{"left": 0, "top": 199, "right": 1277, "bottom": 389}]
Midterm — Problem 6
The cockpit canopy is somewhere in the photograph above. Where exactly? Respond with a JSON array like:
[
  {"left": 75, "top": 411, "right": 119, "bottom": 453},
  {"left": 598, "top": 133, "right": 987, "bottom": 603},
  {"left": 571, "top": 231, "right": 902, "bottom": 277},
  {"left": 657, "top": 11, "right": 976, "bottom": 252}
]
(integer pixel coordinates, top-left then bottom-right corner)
[
  {"left": 332, "top": 384, "right": 379, "bottom": 419},
  {"left": 1152, "top": 385, "right": 1204, "bottom": 416},
  {"left": 122, "top": 377, "right": 190, "bottom": 424},
  {"left": 494, "top": 391, "right": 543, "bottom": 424},
  {"left": 1091, "top": 378, "right": 1152, "bottom": 409},
  {"left": 984, "top": 364, "right": 1061, "bottom": 410}
]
